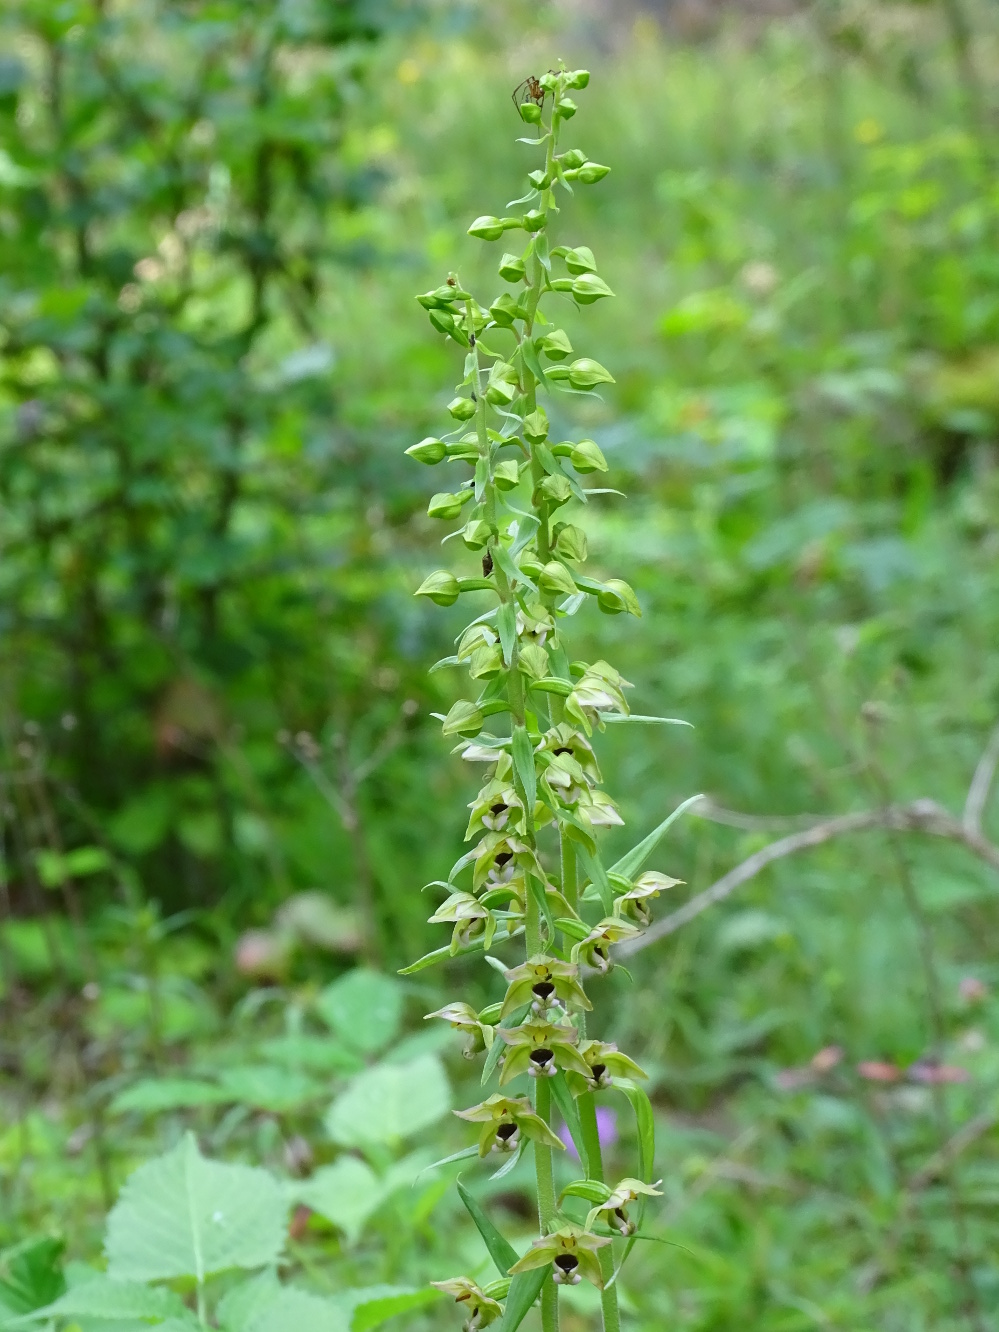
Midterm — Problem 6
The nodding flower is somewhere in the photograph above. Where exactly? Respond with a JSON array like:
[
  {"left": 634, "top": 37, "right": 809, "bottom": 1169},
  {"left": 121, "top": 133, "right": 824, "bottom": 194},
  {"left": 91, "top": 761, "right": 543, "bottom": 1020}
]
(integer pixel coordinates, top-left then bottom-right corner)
[
  {"left": 507, "top": 1225, "right": 612, "bottom": 1289},
  {"left": 430, "top": 1277, "right": 504, "bottom": 1331},
  {"left": 572, "top": 915, "right": 641, "bottom": 974},
  {"left": 611, "top": 869, "right": 683, "bottom": 925},
  {"left": 574, "top": 1038, "right": 648, "bottom": 1091},
  {"left": 455, "top": 1093, "right": 566, "bottom": 1156},
  {"left": 586, "top": 1178, "right": 664, "bottom": 1237},
  {"left": 496, "top": 1019, "right": 593, "bottom": 1085},
  {"left": 424, "top": 1001, "right": 495, "bottom": 1060},
  {"left": 500, "top": 954, "right": 591, "bottom": 1019}
]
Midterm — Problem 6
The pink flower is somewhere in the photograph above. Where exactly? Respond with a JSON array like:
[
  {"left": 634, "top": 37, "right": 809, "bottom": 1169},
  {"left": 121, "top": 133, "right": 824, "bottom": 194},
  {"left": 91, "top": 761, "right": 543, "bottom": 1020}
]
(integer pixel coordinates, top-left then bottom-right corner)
[{"left": 558, "top": 1107, "right": 618, "bottom": 1159}]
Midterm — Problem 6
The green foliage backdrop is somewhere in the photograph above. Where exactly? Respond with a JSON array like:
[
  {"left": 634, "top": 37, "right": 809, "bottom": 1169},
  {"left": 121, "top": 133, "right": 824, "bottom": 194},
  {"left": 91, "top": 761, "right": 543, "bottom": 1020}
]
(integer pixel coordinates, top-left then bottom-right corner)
[{"left": 3, "top": 1, "right": 999, "bottom": 1329}]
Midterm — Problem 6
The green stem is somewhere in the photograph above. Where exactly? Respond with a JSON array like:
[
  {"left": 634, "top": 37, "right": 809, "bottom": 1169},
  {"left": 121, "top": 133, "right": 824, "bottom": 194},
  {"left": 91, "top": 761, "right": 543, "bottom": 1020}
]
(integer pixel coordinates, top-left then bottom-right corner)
[
  {"left": 579, "top": 1094, "right": 622, "bottom": 1332},
  {"left": 535, "top": 1076, "right": 560, "bottom": 1332}
]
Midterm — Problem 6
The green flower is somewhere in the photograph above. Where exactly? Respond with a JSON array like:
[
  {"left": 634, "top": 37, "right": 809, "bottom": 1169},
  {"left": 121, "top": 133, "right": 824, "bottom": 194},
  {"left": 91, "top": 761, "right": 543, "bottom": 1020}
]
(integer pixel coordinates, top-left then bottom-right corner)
[
  {"left": 612, "top": 870, "right": 683, "bottom": 925},
  {"left": 497, "top": 1019, "right": 592, "bottom": 1084},
  {"left": 516, "top": 601, "right": 555, "bottom": 647},
  {"left": 428, "top": 890, "right": 496, "bottom": 953},
  {"left": 466, "top": 780, "right": 527, "bottom": 839},
  {"left": 431, "top": 1277, "right": 504, "bottom": 1330},
  {"left": 574, "top": 1038, "right": 648, "bottom": 1091},
  {"left": 564, "top": 660, "right": 632, "bottom": 734},
  {"left": 472, "top": 832, "right": 542, "bottom": 893},
  {"left": 508, "top": 1225, "right": 612, "bottom": 1288},
  {"left": 500, "top": 954, "right": 591, "bottom": 1019},
  {"left": 455, "top": 1093, "right": 567, "bottom": 1156},
  {"left": 425, "top": 1000, "right": 494, "bottom": 1059},
  {"left": 575, "top": 786, "right": 624, "bottom": 829},
  {"left": 572, "top": 915, "right": 642, "bottom": 973},
  {"left": 586, "top": 1178, "right": 663, "bottom": 1236}
]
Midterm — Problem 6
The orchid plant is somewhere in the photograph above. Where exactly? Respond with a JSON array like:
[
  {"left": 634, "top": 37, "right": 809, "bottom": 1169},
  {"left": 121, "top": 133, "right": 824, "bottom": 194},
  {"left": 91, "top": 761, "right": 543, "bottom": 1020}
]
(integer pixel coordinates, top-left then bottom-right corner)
[{"left": 404, "top": 64, "right": 694, "bottom": 1332}]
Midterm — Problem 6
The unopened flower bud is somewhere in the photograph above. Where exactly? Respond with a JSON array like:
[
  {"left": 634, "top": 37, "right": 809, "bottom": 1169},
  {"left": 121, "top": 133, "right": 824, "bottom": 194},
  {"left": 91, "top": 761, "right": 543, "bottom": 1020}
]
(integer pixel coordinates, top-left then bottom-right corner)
[
  {"left": 597, "top": 578, "right": 641, "bottom": 617},
  {"left": 569, "top": 438, "right": 607, "bottom": 473},
  {"left": 528, "top": 168, "right": 552, "bottom": 189},
  {"left": 555, "top": 97, "right": 577, "bottom": 120},
  {"left": 538, "top": 473, "right": 572, "bottom": 506},
  {"left": 448, "top": 396, "right": 477, "bottom": 420},
  {"left": 405, "top": 437, "right": 446, "bottom": 465},
  {"left": 571, "top": 273, "right": 614, "bottom": 305},
  {"left": 494, "top": 459, "right": 521, "bottom": 491},
  {"left": 565, "top": 69, "right": 590, "bottom": 89},
  {"left": 428, "top": 491, "right": 469, "bottom": 520},
  {"left": 576, "top": 161, "right": 610, "bottom": 184},
  {"left": 429, "top": 308, "right": 457, "bottom": 335},
  {"left": 468, "top": 215, "right": 505, "bottom": 241},
  {"left": 489, "top": 293, "right": 519, "bottom": 327},
  {"left": 563, "top": 245, "right": 597, "bottom": 275},
  {"left": 523, "top": 408, "right": 548, "bottom": 444},
  {"left": 554, "top": 524, "right": 587, "bottom": 562},
  {"left": 539, "top": 330, "right": 572, "bottom": 361},
  {"left": 462, "top": 519, "right": 492, "bottom": 549},
  {"left": 539, "top": 561, "right": 577, "bottom": 597},
  {"left": 560, "top": 148, "right": 586, "bottom": 169},
  {"left": 522, "top": 209, "right": 546, "bottom": 232},
  {"left": 519, "top": 101, "right": 542, "bottom": 124},
  {"left": 498, "top": 252, "right": 527, "bottom": 282},
  {"left": 442, "top": 699, "right": 484, "bottom": 737},
  {"left": 416, "top": 570, "right": 460, "bottom": 606},
  {"left": 518, "top": 642, "right": 549, "bottom": 680},
  {"left": 567, "top": 358, "right": 614, "bottom": 390}
]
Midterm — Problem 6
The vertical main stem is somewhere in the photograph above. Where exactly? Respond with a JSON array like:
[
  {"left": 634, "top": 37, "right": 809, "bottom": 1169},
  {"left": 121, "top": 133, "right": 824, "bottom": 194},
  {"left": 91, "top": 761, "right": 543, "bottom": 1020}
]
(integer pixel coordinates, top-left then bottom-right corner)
[
  {"left": 534, "top": 1076, "right": 559, "bottom": 1332},
  {"left": 579, "top": 1095, "right": 622, "bottom": 1332}
]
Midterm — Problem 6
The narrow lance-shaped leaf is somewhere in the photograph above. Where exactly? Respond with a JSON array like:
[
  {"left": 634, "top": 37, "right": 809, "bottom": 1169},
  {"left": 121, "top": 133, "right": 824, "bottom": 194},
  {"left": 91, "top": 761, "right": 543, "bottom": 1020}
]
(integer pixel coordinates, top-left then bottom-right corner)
[
  {"left": 456, "top": 1179, "right": 518, "bottom": 1277},
  {"left": 608, "top": 793, "right": 704, "bottom": 882}
]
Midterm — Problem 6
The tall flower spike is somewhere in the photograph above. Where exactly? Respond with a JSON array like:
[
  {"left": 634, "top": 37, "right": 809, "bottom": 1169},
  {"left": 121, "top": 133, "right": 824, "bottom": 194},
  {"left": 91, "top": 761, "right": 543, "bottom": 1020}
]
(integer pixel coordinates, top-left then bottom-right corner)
[{"left": 405, "top": 64, "right": 675, "bottom": 1332}]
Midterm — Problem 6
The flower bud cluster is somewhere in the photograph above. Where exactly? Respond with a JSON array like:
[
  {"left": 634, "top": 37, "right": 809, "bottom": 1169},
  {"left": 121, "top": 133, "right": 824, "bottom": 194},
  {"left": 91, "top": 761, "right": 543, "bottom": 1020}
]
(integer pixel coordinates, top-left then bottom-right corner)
[{"left": 405, "top": 64, "right": 681, "bottom": 1331}]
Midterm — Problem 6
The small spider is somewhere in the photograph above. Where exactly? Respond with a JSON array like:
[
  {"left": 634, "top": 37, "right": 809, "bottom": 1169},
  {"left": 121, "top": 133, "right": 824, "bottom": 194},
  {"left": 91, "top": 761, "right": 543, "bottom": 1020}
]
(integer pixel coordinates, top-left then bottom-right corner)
[
  {"left": 446, "top": 275, "right": 458, "bottom": 287},
  {"left": 511, "top": 75, "right": 545, "bottom": 113},
  {"left": 482, "top": 550, "right": 494, "bottom": 577}
]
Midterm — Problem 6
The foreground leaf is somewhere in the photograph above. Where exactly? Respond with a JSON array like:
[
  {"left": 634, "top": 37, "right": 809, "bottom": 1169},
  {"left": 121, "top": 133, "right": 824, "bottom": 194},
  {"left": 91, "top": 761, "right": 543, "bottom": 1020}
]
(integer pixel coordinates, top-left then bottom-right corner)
[{"left": 105, "top": 1133, "right": 287, "bottom": 1282}]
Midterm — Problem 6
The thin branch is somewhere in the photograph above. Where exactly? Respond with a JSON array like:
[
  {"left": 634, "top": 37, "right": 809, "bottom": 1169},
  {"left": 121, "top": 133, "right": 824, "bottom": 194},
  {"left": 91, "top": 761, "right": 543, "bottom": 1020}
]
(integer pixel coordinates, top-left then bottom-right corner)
[
  {"left": 617, "top": 799, "right": 999, "bottom": 959},
  {"left": 908, "top": 1109, "right": 999, "bottom": 1192},
  {"left": 964, "top": 724, "right": 999, "bottom": 837}
]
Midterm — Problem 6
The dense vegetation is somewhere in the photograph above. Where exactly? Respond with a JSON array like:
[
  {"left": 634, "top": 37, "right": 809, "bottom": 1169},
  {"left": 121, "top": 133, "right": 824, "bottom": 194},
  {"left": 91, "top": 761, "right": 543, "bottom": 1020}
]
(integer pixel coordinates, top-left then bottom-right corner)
[{"left": 2, "top": 1, "right": 999, "bottom": 1329}]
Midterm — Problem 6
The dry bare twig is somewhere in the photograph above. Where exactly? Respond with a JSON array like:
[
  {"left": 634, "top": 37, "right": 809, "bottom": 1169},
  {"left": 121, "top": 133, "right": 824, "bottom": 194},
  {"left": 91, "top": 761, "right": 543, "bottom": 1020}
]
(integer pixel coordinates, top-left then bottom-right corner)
[{"left": 617, "top": 724, "right": 999, "bottom": 961}]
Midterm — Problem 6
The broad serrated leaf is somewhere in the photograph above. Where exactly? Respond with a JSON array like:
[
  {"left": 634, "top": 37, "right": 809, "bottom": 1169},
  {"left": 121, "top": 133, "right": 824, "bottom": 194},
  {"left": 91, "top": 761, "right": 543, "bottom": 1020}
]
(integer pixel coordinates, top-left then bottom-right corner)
[
  {"left": 105, "top": 1134, "right": 287, "bottom": 1282},
  {"left": 315, "top": 970, "right": 404, "bottom": 1055},
  {"left": 109, "top": 1079, "right": 229, "bottom": 1117},
  {"left": 325, "top": 1055, "right": 451, "bottom": 1148},
  {"left": 215, "top": 1066, "right": 321, "bottom": 1113},
  {"left": 218, "top": 1270, "right": 282, "bottom": 1332},
  {"left": 244, "top": 1287, "right": 349, "bottom": 1332},
  {"left": 294, "top": 1157, "right": 402, "bottom": 1245},
  {"left": 30, "top": 1277, "right": 189, "bottom": 1323}
]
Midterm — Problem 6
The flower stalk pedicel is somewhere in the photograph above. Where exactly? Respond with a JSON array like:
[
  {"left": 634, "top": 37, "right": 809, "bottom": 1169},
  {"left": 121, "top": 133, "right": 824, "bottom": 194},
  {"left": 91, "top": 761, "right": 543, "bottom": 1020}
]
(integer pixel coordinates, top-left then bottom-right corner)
[{"left": 407, "top": 65, "right": 687, "bottom": 1332}]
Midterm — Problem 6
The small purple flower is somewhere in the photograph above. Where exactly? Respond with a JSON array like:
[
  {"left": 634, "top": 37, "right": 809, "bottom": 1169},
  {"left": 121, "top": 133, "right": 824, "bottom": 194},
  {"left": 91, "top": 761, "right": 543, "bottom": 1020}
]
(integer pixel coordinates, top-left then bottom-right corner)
[{"left": 558, "top": 1106, "right": 618, "bottom": 1159}]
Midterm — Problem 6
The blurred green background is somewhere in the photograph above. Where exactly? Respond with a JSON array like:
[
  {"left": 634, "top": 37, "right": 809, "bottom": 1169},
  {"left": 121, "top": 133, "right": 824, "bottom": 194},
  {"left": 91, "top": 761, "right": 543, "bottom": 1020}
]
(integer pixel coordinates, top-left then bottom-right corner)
[{"left": 3, "top": 0, "right": 999, "bottom": 1327}]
